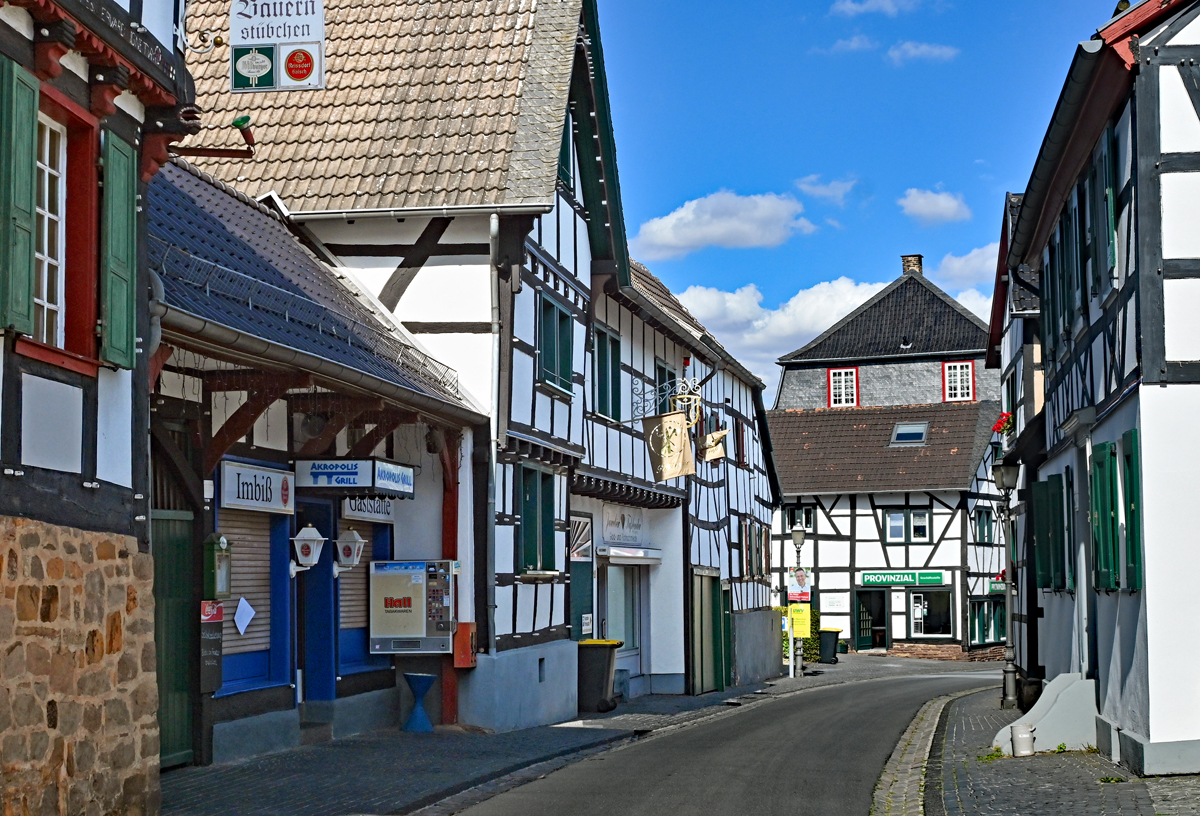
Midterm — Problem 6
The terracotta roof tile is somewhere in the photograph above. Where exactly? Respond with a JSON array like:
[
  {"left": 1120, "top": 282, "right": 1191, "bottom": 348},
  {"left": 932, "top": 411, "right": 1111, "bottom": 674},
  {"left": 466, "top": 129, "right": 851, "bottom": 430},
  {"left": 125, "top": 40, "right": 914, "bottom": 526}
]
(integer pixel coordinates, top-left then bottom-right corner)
[
  {"left": 766, "top": 401, "right": 1000, "bottom": 495},
  {"left": 181, "top": 0, "right": 578, "bottom": 212}
]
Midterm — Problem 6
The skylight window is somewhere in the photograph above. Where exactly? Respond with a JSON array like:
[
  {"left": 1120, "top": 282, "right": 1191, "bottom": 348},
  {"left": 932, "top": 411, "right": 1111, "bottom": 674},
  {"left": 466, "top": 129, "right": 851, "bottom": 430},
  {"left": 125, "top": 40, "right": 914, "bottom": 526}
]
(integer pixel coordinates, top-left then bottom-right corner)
[{"left": 891, "top": 422, "right": 929, "bottom": 446}]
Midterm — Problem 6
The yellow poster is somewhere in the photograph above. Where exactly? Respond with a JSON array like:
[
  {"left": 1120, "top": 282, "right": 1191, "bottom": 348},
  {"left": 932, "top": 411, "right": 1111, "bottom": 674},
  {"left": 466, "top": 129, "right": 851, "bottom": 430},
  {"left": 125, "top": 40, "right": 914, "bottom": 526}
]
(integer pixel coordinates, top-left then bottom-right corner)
[
  {"left": 642, "top": 411, "right": 696, "bottom": 481},
  {"left": 788, "top": 603, "right": 811, "bottom": 635}
]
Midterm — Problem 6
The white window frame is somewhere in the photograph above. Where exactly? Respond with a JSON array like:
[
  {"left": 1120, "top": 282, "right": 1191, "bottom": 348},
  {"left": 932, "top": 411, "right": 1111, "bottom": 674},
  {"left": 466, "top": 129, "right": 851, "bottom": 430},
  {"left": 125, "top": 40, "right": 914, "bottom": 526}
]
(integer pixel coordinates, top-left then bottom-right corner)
[
  {"left": 890, "top": 422, "right": 929, "bottom": 446},
  {"left": 35, "top": 114, "right": 67, "bottom": 349},
  {"left": 885, "top": 510, "right": 906, "bottom": 543},
  {"left": 943, "top": 361, "right": 974, "bottom": 402},
  {"left": 910, "top": 509, "right": 931, "bottom": 543},
  {"left": 829, "top": 368, "right": 858, "bottom": 407}
]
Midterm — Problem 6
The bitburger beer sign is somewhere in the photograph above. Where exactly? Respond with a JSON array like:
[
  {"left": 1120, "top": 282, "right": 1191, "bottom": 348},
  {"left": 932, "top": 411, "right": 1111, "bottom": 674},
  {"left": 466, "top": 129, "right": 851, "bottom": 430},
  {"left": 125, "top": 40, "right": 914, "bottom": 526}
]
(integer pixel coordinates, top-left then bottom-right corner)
[{"left": 230, "top": 0, "right": 325, "bottom": 92}]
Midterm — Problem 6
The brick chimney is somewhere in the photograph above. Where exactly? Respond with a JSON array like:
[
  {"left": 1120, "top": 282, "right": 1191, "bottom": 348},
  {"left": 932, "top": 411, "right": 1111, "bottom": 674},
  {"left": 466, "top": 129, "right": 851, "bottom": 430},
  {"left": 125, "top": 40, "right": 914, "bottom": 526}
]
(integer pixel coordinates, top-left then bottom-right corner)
[{"left": 901, "top": 254, "right": 924, "bottom": 277}]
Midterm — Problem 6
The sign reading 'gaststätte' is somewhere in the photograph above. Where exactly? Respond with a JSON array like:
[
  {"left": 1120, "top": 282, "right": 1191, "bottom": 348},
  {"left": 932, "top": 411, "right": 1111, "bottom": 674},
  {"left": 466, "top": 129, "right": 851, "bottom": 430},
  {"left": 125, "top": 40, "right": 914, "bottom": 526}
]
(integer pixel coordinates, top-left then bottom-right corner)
[{"left": 230, "top": 0, "right": 325, "bottom": 92}]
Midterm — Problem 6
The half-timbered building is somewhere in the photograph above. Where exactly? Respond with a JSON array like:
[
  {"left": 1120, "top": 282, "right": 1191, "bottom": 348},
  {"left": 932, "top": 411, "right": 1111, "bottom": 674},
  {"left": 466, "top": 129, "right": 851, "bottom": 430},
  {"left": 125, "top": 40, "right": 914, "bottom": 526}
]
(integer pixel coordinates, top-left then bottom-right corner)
[
  {"left": 0, "top": 0, "right": 196, "bottom": 808},
  {"left": 994, "top": 0, "right": 1200, "bottom": 775},
  {"left": 179, "top": 0, "right": 781, "bottom": 727},
  {"left": 768, "top": 257, "right": 1003, "bottom": 659},
  {"left": 145, "top": 159, "right": 483, "bottom": 765}
]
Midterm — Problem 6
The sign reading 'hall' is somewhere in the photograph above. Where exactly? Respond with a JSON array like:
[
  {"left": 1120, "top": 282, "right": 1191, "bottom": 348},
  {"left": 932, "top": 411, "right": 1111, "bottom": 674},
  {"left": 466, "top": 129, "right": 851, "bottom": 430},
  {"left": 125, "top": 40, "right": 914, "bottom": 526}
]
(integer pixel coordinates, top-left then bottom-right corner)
[{"left": 230, "top": 0, "right": 325, "bottom": 92}]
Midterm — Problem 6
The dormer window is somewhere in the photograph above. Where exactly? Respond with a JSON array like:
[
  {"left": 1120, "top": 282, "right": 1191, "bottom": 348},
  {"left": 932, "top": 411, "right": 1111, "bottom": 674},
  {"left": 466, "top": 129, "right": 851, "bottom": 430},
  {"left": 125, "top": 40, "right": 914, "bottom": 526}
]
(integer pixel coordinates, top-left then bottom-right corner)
[
  {"left": 943, "top": 362, "right": 974, "bottom": 402},
  {"left": 891, "top": 422, "right": 928, "bottom": 446},
  {"left": 828, "top": 368, "right": 858, "bottom": 407}
]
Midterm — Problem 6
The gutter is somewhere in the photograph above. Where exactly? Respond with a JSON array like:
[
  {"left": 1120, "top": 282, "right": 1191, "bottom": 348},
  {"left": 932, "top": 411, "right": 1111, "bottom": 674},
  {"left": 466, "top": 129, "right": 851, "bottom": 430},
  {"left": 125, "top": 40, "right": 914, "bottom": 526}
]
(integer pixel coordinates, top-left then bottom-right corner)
[
  {"left": 159, "top": 304, "right": 487, "bottom": 427},
  {"left": 1007, "top": 39, "right": 1106, "bottom": 268},
  {"left": 288, "top": 203, "right": 553, "bottom": 223}
]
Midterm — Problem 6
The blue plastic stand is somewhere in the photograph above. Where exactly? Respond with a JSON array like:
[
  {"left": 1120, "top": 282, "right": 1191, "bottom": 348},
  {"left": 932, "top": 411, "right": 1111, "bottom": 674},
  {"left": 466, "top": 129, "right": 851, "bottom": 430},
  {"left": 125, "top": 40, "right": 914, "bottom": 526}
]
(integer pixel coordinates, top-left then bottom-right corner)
[{"left": 403, "top": 672, "right": 437, "bottom": 733}]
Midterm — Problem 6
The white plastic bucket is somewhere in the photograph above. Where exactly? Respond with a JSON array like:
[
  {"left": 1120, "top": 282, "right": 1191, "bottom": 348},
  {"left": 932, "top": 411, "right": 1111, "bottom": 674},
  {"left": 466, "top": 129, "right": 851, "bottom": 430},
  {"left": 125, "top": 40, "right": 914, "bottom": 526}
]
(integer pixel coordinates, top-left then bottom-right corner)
[{"left": 1011, "top": 723, "right": 1035, "bottom": 757}]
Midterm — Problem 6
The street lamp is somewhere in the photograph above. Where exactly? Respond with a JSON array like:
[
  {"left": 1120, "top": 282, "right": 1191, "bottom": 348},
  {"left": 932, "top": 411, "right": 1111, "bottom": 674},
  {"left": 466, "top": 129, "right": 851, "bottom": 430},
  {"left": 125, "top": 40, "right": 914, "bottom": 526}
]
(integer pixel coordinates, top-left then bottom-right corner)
[
  {"left": 992, "top": 462, "right": 1021, "bottom": 710},
  {"left": 788, "top": 524, "right": 807, "bottom": 678}
]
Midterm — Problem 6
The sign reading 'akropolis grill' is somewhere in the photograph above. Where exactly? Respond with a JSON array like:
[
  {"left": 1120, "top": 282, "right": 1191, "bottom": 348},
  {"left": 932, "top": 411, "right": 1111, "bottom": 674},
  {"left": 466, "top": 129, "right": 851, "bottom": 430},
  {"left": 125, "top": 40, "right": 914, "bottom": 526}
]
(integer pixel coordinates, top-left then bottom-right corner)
[
  {"left": 230, "top": 0, "right": 325, "bottom": 92},
  {"left": 294, "top": 459, "right": 415, "bottom": 499}
]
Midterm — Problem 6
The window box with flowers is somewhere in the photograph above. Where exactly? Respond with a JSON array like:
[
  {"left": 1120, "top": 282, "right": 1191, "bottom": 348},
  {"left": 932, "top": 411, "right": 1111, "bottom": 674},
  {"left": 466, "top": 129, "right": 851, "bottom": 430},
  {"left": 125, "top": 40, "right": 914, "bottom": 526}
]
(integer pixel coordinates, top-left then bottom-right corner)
[{"left": 993, "top": 412, "right": 1014, "bottom": 437}]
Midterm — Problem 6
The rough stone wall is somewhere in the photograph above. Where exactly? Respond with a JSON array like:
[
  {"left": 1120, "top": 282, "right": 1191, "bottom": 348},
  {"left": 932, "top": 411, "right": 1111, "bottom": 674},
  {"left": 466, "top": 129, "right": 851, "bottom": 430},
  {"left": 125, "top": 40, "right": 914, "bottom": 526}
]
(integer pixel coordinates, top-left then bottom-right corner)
[
  {"left": 1, "top": 516, "right": 160, "bottom": 816},
  {"left": 885, "top": 642, "right": 970, "bottom": 661}
]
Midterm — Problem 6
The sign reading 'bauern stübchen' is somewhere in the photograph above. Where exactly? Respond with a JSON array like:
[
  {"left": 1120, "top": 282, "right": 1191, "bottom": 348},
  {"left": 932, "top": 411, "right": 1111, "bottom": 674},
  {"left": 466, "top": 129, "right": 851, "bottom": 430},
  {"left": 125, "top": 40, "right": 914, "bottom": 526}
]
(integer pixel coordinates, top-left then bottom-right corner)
[{"left": 230, "top": 0, "right": 325, "bottom": 93}]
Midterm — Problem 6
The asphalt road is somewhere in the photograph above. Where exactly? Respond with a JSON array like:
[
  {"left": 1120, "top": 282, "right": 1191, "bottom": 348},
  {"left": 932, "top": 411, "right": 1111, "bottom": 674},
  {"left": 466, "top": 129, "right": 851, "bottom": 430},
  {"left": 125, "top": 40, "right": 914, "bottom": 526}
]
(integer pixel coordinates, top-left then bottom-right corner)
[{"left": 459, "top": 672, "right": 1001, "bottom": 816}]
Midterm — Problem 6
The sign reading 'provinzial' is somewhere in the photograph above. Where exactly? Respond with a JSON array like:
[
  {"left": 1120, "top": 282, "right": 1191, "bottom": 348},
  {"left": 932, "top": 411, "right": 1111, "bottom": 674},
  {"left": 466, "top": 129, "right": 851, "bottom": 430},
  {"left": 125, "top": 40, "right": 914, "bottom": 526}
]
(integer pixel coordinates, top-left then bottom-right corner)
[
  {"left": 230, "top": 0, "right": 325, "bottom": 92},
  {"left": 860, "top": 571, "right": 947, "bottom": 586}
]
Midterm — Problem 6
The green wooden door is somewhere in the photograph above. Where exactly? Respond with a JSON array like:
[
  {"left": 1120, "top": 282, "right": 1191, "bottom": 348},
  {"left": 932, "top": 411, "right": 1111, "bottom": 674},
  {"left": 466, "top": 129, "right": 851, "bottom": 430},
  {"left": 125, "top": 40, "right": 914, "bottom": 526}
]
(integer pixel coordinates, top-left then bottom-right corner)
[
  {"left": 856, "top": 592, "right": 874, "bottom": 650},
  {"left": 154, "top": 511, "right": 196, "bottom": 768}
]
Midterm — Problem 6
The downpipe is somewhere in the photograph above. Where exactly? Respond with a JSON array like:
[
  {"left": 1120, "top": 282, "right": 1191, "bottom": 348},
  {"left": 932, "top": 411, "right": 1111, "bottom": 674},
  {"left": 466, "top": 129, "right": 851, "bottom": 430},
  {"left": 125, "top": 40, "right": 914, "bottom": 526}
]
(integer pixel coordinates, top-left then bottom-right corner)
[{"left": 485, "top": 214, "right": 502, "bottom": 654}]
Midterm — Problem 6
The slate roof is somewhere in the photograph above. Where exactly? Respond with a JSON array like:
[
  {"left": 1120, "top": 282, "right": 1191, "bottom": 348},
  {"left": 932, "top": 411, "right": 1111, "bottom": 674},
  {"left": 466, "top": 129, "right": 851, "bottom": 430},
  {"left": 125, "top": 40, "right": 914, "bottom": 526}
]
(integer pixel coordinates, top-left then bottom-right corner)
[
  {"left": 147, "top": 160, "right": 471, "bottom": 408},
  {"left": 766, "top": 401, "right": 1000, "bottom": 495},
  {"left": 778, "top": 273, "right": 989, "bottom": 365},
  {"left": 179, "top": 0, "right": 581, "bottom": 213}
]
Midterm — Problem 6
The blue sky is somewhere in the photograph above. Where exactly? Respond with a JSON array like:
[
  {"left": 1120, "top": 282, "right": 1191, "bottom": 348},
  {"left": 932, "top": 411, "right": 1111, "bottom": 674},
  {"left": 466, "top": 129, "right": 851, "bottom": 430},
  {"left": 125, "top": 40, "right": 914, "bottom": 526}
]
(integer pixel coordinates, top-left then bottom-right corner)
[{"left": 597, "top": 0, "right": 1115, "bottom": 389}]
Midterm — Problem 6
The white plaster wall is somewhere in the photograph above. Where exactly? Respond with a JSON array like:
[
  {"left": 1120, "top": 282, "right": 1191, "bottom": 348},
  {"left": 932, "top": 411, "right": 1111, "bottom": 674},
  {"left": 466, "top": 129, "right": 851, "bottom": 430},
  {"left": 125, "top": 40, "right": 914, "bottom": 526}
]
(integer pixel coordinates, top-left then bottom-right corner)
[
  {"left": 96, "top": 368, "right": 133, "bottom": 487},
  {"left": 1163, "top": 279, "right": 1200, "bottom": 360},
  {"left": 21, "top": 375, "right": 82, "bottom": 474},
  {"left": 646, "top": 507, "right": 685, "bottom": 676},
  {"left": 412, "top": 333, "right": 494, "bottom": 413},
  {"left": 1168, "top": 13, "right": 1200, "bottom": 45},
  {"left": 1159, "top": 66, "right": 1200, "bottom": 154},
  {"left": 1140, "top": 385, "right": 1200, "bottom": 743},
  {"left": 0, "top": 4, "right": 33, "bottom": 38},
  {"left": 390, "top": 425, "right": 444, "bottom": 561},
  {"left": 253, "top": 399, "right": 289, "bottom": 451},
  {"left": 1161, "top": 173, "right": 1200, "bottom": 259},
  {"left": 211, "top": 390, "right": 247, "bottom": 438}
]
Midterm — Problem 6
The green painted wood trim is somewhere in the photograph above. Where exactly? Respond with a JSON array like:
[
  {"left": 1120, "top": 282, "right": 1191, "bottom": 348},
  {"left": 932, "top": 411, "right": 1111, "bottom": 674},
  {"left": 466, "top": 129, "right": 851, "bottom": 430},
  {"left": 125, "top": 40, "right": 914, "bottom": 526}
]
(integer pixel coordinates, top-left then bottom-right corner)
[
  {"left": 100, "top": 131, "right": 139, "bottom": 369},
  {"left": 0, "top": 57, "right": 39, "bottom": 336}
]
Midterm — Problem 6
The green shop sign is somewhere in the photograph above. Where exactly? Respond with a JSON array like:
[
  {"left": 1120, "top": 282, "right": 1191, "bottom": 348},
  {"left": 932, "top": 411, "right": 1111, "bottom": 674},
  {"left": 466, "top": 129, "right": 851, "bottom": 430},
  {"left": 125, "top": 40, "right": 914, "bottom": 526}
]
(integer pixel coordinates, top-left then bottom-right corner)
[
  {"left": 861, "top": 571, "right": 946, "bottom": 586},
  {"left": 989, "top": 580, "right": 1007, "bottom": 593}
]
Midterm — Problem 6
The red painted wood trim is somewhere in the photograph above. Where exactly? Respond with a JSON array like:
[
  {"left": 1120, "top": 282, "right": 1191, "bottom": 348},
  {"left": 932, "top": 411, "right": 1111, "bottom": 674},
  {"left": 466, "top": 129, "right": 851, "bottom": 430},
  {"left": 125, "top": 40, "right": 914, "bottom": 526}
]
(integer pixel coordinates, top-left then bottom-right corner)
[
  {"left": 38, "top": 89, "right": 102, "bottom": 361},
  {"left": 943, "top": 361, "right": 975, "bottom": 402},
  {"left": 1101, "top": 0, "right": 1186, "bottom": 65},
  {"left": 148, "top": 343, "right": 173, "bottom": 391},
  {"left": 14, "top": 337, "right": 101, "bottom": 377}
]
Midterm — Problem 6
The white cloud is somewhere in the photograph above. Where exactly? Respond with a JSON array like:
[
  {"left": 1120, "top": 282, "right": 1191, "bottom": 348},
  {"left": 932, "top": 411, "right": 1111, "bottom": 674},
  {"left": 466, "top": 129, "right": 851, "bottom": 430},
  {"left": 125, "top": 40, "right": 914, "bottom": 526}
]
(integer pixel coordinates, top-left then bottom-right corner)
[
  {"left": 897, "top": 188, "right": 972, "bottom": 225},
  {"left": 831, "top": 0, "right": 918, "bottom": 17},
  {"left": 952, "top": 288, "right": 993, "bottom": 320},
  {"left": 886, "top": 41, "right": 960, "bottom": 65},
  {"left": 929, "top": 243, "right": 1000, "bottom": 290},
  {"left": 796, "top": 175, "right": 858, "bottom": 206},
  {"left": 630, "top": 190, "right": 816, "bottom": 261},
  {"left": 678, "top": 277, "right": 888, "bottom": 392},
  {"left": 826, "top": 35, "right": 879, "bottom": 53}
]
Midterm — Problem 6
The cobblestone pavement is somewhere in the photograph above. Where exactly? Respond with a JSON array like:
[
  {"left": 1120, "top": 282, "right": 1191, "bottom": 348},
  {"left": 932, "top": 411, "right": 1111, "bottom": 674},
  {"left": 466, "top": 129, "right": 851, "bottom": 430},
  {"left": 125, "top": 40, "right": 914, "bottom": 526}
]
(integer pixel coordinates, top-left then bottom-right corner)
[
  {"left": 161, "top": 655, "right": 999, "bottom": 816},
  {"left": 928, "top": 689, "right": 1158, "bottom": 816},
  {"left": 1145, "top": 777, "right": 1200, "bottom": 816},
  {"left": 872, "top": 688, "right": 987, "bottom": 816}
]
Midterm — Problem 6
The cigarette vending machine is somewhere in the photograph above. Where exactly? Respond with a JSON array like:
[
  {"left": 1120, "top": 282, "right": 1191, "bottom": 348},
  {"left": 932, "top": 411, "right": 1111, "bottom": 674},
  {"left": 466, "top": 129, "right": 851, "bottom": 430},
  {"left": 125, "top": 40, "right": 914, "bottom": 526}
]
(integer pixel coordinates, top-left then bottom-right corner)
[{"left": 369, "top": 560, "right": 458, "bottom": 654}]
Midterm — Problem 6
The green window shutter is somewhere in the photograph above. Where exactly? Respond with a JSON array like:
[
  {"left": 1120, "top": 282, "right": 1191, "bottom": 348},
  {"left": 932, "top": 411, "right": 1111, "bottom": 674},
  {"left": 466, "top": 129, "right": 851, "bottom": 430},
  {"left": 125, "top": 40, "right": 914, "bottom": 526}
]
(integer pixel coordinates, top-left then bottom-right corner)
[
  {"left": 1122, "top": 429, "right": 1143, "bottom": 590},
  {"left": 520, "top": 467, "right": 539, "bottom": 571},
  {"left": 1031, "top": 480, "right": 1053, "bottom": 589},
  {"left": 595, "top": 328, "right": 609, "bottom": 416},
  {"left": 538, "top": 297, "right": 555, "bottom": 385},
  {"left": 1047, "top": 474, "right": 1066, "bottom": 590},
  {"left": 1064, "top": 467, "right": 1076, "bottom": 591},
  {"left": 100, "top": 131, "right": 139, "bottom": 369},
  {"left": 557, "top": 308, "right": 572, "bottom": 390},
  {"left": 1091, "top": 443, "right": 1119, "bottom": 590},
  {"left": 539, "top": 471, "right": 555, "bottom": 571},
  {"left": 0, "top": 58, "right": 39, "bottom": 336},
  {"left": 608, "top": 334, "right": 621, "bottom": 422}
]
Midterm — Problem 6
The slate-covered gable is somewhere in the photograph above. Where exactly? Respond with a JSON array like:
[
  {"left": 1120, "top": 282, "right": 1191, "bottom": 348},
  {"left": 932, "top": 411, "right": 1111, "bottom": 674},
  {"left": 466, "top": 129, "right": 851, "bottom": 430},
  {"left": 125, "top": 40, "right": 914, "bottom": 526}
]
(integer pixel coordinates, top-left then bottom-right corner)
[
  {"left": 779, "top": 274, "right": 988, "bottom": 365},
  {"left": 147, "top": 161, "right": 469, "bottom": 406},
  {"left": 767, "top": 401, "right": 1000, "bottom": 494}
]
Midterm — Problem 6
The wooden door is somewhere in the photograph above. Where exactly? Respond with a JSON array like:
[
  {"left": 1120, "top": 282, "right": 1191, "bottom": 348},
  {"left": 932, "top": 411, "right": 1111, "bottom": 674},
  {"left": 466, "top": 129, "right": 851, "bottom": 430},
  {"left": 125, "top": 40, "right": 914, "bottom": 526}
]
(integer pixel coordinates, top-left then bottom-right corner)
[
  {"left": 153, "top": 511, "right": 196, "bottom": 768},
  {"left": 691, "top": 575, "right": 722, "bottom": 694},
  {"left": 856, "top": 592, "right": 874, "bottom": 650}
]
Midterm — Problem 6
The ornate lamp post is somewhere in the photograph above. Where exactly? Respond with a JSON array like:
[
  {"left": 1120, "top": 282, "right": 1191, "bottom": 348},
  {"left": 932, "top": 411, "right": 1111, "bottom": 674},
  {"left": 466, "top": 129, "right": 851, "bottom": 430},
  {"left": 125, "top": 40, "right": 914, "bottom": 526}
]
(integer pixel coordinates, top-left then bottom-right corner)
[
  {"left": 788, "top": 525, "right": 806, "bottom": 677},
  {"left": 992, "top": 462, "right": 1021, "bottom": 709}
]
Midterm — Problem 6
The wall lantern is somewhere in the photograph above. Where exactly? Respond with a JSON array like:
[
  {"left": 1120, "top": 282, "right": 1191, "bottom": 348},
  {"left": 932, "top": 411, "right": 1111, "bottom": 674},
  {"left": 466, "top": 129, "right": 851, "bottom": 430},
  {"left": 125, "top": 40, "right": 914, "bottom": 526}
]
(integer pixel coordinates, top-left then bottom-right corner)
[
  {"left": 992, "top": 463, "right": 1020, "bottom": 492},
  {"left": 332, "top": 529, "right": 366, "bottom": 578},
  {"left": 203, "top": 534, "right": 232, "bottom": 600},
  {"left": 290, "top": 525, "right": 326, "bottom": 578}
]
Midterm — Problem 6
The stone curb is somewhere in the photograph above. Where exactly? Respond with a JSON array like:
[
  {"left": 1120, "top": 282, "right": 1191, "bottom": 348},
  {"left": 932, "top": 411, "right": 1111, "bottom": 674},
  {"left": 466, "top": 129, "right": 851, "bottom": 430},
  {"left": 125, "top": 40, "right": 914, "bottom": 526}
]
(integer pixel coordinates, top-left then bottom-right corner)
[{"left": 870, "top": 687, "right": 997, "bottom": 816}]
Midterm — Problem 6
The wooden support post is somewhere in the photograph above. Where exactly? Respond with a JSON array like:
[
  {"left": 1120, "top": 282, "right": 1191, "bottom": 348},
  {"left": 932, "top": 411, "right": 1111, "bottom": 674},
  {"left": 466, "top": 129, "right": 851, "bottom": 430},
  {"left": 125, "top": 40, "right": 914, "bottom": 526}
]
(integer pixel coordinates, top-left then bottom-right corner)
[
  {"left": 295, "top": 399, "right": 384, "bottom": 458},
  {"left": 346, "top": 410, "right": 416, "bottom": 458},
  {"left": 439, "top": 430, "right": 461, "bottom": 725}
]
